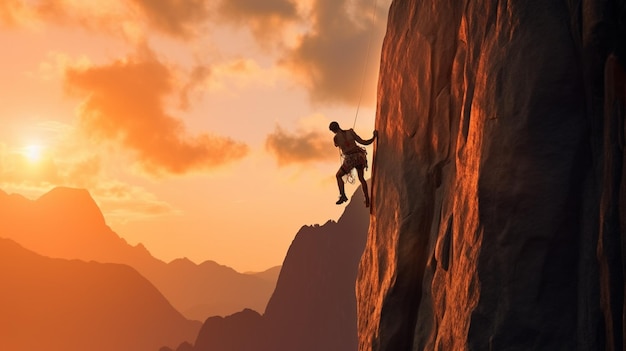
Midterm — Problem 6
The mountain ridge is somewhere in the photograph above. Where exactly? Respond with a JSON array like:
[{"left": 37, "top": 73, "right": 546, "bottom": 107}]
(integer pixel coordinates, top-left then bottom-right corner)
[
  {"left": 0, "top": 186, "right": 277, "bottom": 321},
  {"left": 0, "top": 237, "right": 200, "bottom": 351},
  {"left": 175, "top": 186, "right": 370, "bottom": 351}
]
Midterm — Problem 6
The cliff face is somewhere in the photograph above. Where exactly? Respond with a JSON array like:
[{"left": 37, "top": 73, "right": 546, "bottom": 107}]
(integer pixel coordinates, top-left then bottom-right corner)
[{"left": 357, "top": 1, "right": 626, "bottom": 351}]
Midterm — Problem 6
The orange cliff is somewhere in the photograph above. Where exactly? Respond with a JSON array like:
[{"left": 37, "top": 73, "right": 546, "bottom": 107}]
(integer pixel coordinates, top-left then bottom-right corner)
[{"left": 357, "top": 1, "right": 626, "bottom": 351}]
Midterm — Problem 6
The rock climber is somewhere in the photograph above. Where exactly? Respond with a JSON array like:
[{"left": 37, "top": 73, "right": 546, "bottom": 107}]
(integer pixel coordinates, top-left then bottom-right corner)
[{"left": 329, "top": 121, "right": 378, "bottom": 207}]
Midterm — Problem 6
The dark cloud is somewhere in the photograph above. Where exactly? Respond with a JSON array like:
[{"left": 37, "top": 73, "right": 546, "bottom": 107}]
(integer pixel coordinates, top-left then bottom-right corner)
[
  {"left": 217, "top": 0, "right": 299, "bottom": 45},
  {"left": 281, "top": 0, "right": 388, "bottom": 105},
  {"left": 265, "top": 125, "right": 335, "bottom": 166},
  {"left": 130, "top": 0, "right": 210, "bottom": 38},
  {"left": 219, "top": 0, "right": 298, "bottom": 19},
  {"left": 64, "top": 54, "right": 248, "bottom": 176}
]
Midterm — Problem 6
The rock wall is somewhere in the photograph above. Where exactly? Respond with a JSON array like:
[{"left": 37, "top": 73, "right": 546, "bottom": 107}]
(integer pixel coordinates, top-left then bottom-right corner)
[{"left": 357, "top": 1, "right": 626, "bottom": 350}]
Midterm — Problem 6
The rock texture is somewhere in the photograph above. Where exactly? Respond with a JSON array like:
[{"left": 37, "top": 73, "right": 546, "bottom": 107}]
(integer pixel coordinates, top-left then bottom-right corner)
[{"left": 357, "top": 1, "right": 626, "bottom": 351}]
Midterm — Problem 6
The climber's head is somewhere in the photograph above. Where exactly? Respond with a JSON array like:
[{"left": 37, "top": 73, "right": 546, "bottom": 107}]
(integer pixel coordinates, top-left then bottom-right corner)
[{"left": 329, "top": 121, "right": 340, "bottom": 133}]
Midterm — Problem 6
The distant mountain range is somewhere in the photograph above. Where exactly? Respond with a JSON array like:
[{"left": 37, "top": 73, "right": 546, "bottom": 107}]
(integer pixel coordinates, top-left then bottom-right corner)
[
  {"left": 0, "top": 187, "right": 277, "bottom": 321},
  {"left": 166, "top": 186, "right": 371, "bottom": 351},
  {"left": 0, "top": 185, "right": 371, "bottom": 351},
  {"left": 0, "top": 237, "right": 200, "bottom": 351}
]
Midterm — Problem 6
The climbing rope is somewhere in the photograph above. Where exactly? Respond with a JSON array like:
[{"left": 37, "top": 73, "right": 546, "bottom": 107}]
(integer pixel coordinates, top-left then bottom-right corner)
[
  {"left": 341, "top": 0, "right": 380, "bottom": 185},
  {"left": 352, "top": 0, "right": 380, "bottom": 129}
]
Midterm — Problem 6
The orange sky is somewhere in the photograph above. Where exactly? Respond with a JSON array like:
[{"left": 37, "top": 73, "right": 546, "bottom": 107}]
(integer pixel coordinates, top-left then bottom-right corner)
[{"left": 0, "top": 0, "right": 389, "bottom": 272}]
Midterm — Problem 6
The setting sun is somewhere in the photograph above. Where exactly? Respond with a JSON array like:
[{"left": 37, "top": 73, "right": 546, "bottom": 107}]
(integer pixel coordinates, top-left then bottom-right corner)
[{"left": 23, "top": 144, "right": 43, "bottom": 163}]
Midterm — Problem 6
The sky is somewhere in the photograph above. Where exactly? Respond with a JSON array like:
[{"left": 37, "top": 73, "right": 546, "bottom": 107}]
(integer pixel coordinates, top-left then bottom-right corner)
[{"left": 0, "top": 0, "right": 390, "bottom": 272}]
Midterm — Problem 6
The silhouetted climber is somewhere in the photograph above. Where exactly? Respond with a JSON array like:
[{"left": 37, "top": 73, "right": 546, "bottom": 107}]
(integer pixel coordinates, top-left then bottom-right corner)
[{"left": 329, "top": 121, "right": 378, "bottom": 207}]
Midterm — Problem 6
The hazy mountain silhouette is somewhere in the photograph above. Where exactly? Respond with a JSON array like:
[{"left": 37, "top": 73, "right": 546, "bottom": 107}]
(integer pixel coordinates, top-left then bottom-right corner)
[
  {"left": 0, "top": 237, "right": 200, "bottom": 351},
  {"left": 173, "top": 186, "right": 370, "bottom": 351},
  {"left": 194, "top": 309, "right": 263, "bottom": 351},
  {"left": 261, "top": 186, "right": 369, "bottom": 351},
  {"left": 0, "top": 187, "right": 277, "bottom": 321},
  {"left": 245, "top": 265, "right": 281, "bottom": 283}
]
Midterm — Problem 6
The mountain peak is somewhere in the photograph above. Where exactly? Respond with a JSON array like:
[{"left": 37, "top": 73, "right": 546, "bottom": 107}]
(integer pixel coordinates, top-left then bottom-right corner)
[{"left": 35, "top": 187, "right": 105, "bottom": 227}]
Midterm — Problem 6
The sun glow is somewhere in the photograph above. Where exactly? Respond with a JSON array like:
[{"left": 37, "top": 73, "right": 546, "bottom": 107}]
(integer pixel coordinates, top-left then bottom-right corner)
[{"left": 23, "top": 144, "right": 44, "bottom": 162}]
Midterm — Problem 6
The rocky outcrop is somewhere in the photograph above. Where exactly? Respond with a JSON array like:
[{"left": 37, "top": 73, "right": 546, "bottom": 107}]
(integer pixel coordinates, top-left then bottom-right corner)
[
  {"left": 260, "top": 187, "right": 370, "bottom": 351},
  {"left": 357, "top": 1, "right": 626, "bottom": 351},
  {"left": 194, "top": 309, "right": 263, "bottom": 351},
  {"left": 188, "top": 187, "right": 370, "bottom": 351}
]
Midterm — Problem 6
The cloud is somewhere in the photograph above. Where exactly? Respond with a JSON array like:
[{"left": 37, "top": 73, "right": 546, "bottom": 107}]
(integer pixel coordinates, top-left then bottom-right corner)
[
  {"left": 0, "top": 0, "right": 25, "bottom": 27},
  {"left": 35, "top": 51, "right": 92, "bottom": 81},
  {"left": 0, "top": 0, "right": 211, "bottom": 40},
  {"left": 179, "top": 64, "right": 211, "bottom": 109},
  {"left": 280, "top": 0, "right": 388, "bottom": 105},
  {"left": 265, "top": 124, "right": 335, "bottom": 166},
  {"left": 217, "top": 0, "right": 299, "bottom": 45},
  {"left": 64, "top": 53, "right": 249, "bottom": 176},
  {"left": 0, "top": 150, "right": 61, "bottom": 185},
  {"left": 203, "top": 58, "right": 282, "bottom": 93},
  {"left": 129, "top": 0, "right": 210, "bottom": 38},
  {"left": 0, "top": 128, "right": 103, "bottom": 191},
  {"left": 0, "top": 158, "right": 179, "bottom": 224},
  {"left": 90, "top": 181, "right": 181, "bottom": 223},
  {"left": 0, "top": 131, "right": 180, "bottom": 223},
  {"left": 0, "top": 1, "right": 127, "bottom": 31}
]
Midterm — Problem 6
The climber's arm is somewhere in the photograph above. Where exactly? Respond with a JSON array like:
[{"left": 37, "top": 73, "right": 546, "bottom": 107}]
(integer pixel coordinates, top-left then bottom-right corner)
[{"left": 352, "top": 129, "right": 378, "bottom": 145}]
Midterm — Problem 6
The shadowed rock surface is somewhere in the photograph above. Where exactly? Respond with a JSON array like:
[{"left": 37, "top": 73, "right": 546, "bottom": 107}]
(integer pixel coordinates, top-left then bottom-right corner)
[
  {"left": 357, "top": 1, "right": 626, "bottom": 350},
  {"left": 189, "top": 187, "right": 370, "bottom": 351}
]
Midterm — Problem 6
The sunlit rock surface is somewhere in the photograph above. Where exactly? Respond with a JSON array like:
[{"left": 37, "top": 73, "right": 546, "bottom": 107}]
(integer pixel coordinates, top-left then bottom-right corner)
[{"left": 357, "top": 1, "right": 626, "bottom": 350}]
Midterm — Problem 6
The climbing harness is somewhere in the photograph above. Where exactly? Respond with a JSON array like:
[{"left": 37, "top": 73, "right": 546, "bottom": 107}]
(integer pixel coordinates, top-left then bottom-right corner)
[{"left": 340, "top": 147, "right": 368, "bottom": 184}]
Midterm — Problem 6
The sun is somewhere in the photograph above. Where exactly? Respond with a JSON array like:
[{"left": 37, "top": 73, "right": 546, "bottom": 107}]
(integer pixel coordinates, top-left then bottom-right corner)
[{"left": 23, "top": 144, "right": 44, "bottom": 163}]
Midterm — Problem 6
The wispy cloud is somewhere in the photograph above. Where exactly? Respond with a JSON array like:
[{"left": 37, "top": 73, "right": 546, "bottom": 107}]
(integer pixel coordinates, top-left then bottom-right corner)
[
  {"left": 64, "top": 51, "right": 249, "bottom": 176},
  {"left": 217, "top": 0, "right": 300, "bottom": 46},
  {"left": 265, "top": 124, "right": 335, "bottom": 166},
  {"left": 0, "top": 0, "right": 130, "bottom": 33},
  {"left": 0, "top": 0, "right": 211, "bottom": 40},
  {"left": 89, "top": 181, "right": 181, "bottom": 223},
  {"left": 0, "top": 161, "right": 180, "bottom": 224},
  {"left": 0, "top": 124, "right": 180, "bottom": 223},
  {"left": 129, "top": 0, "right": 210, "bottom": 39}
]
